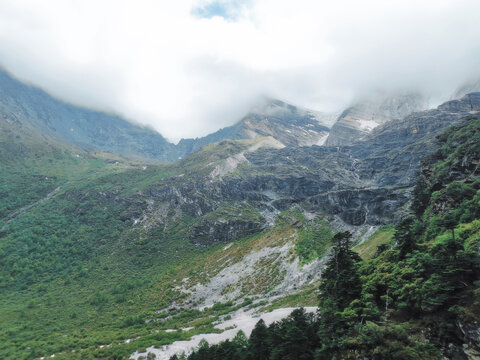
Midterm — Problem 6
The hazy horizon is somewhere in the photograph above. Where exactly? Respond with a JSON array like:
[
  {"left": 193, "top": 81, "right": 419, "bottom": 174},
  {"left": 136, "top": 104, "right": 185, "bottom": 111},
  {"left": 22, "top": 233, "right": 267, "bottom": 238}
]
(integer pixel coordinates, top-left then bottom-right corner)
[{"left": 1, "top": 0, "right": 479, "bottom": 142}]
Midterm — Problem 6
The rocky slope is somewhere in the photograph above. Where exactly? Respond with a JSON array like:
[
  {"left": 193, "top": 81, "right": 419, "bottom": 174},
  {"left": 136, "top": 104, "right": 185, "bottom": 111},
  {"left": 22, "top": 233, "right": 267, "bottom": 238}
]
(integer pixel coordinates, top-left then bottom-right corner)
[
  {"left": 1, "top": 79, "right": 480, "bottom": 359},
  {"left": 176, "top": 98, "right": 333, "bottom": 154},
  {"left": 50, "top": 93, "right": 478, "bottom": 255},
  {"left": 325, "top": 92, "right": 428, "bottom": 146},
  {"left": 452, "top": 79, "right": 480, "bottom": 99}
]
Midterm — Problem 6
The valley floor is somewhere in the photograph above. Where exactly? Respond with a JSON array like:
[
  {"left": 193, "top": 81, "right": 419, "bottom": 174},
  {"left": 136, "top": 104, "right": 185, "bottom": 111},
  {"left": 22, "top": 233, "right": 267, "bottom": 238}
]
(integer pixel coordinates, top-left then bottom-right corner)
[{"left": 131, "top": 307, "right": 317, "bottom": 360}]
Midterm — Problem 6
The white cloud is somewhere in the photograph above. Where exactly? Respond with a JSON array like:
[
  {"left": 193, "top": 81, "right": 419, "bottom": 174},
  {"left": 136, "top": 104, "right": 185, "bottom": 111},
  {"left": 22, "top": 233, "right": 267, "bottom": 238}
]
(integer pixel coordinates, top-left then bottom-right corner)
[{"left": 0, "top": 0, "right": 479, "bottom": 141}]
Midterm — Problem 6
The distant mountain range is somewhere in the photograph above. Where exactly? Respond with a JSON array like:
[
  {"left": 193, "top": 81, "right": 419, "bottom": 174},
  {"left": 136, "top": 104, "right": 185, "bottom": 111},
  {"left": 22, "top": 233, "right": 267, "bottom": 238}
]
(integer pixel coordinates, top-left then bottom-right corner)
[
  {"left": 0, "top": 71, "right": 334, "bottom": 162},
  {"left": 3, "top": 69, "right": 479, "bottom": 164}
]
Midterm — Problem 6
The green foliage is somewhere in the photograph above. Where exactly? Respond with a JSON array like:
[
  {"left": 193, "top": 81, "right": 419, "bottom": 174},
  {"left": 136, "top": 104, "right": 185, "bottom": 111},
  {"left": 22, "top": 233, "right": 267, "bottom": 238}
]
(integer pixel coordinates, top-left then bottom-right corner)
[
  {"left": 354, "top": 225, "right": 395, "bottom": 260},
  {"left": 394, "top": 217, "right": 416, "bottom": 259},
  {"left": 2, "top": 112, "right": 480, "bottom": 360},
  {"left": 296, "top": 220, "right": 333, "bottom": 265},
  {"left": 317, "top": 232, "right": 362, "bottom": 357}
]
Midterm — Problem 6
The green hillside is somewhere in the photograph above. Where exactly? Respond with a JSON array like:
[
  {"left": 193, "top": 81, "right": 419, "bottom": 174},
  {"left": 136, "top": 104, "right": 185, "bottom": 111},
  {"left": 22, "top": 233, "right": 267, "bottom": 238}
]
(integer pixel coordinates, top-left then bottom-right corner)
[
  {"left": 182, "top": 117, "right": 480, "bottom": 360},
  {"left": 1, "top": 100, "right": 479, "bottom": 359}
]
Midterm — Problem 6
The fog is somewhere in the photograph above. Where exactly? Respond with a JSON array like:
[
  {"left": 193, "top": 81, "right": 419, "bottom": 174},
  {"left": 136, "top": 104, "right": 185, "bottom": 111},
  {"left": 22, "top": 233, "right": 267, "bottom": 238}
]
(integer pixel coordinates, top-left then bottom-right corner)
[{"left": 0, "top": 0, "right": 479, "bottom": 141}]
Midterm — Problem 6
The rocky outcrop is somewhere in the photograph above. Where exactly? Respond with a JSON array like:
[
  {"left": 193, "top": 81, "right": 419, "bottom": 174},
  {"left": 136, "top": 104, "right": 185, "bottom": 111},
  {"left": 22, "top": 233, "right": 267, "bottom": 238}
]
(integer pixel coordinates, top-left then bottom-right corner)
[
  {"left": 60, "top": 93, "right": 479, "bottom": 246},
  {"left": 190, "top": 217, "right": 266, "bottom": 245},
  {"left": 438, "top": 92, "right": 480, "bottom": 112},
  {"left": 178, "top": 98, "right": 333, "bottom": 153},
  {"left": 325, "top": 92, "right": 428, "bottom": 146}
]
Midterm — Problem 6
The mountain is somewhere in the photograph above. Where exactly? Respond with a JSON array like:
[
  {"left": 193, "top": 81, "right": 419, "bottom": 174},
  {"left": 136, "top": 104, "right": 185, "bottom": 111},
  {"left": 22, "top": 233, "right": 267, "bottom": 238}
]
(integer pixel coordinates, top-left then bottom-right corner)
[
  {"left": 180, "top": 114, "right": 480, "bottom": 359},
  {"left": 325, "top": 92, "right": 428, "bottom": 146},
  {"left": 0, "top": 71, "right": 185, "bottom": 162},
  {"left": 1, "top": 65, "right": 480, "bottom": 360},
  {"left": 452, "top": 78, "right": 480, "bottom": 99},
  {"left": 0, "top": 71, "right": 332, "bottom": 163},
  {"left": 1, "top": 84, "right": 479, "bottom": 359},
  {"left": 177, "top": 99, "right": 334, "bottom": 155}
]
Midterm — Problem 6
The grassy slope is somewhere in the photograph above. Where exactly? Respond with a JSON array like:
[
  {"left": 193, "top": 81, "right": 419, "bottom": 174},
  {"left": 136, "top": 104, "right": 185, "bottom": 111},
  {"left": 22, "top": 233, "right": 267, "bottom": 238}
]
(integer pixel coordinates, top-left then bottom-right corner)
[
  {"left": 1, "top": 128, "right": 335, "bottom": 359},
  {"left": 1, "top": 208, "right": 331, "bottom": 359},
  {"left": 354, "top": 226, "right": 395, "bottom": 260}
]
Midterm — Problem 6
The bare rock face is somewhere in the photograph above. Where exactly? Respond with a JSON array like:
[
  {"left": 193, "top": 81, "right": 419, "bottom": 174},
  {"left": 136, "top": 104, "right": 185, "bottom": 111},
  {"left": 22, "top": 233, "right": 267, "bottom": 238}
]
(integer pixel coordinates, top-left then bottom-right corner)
[
  {"left": 177, "top": 99, "right": 335, "bottom": 155},
  {"left": 108, "top": 93, "right": 479, "bottom": 245},
  {"left": 438, "top": 92, "right": 480, "bottom": 112},
  {"left": 237, "top": 99, "right": 334, "bottom": 146},
  {"left": 325, "top": 92, "right": 429, "bottom": 146},
  {"left": 190, "top": 217, "right": 266, "bottom": 245},
  {"left": 451, "top": 79, "right": 480, "bottom": 100}
]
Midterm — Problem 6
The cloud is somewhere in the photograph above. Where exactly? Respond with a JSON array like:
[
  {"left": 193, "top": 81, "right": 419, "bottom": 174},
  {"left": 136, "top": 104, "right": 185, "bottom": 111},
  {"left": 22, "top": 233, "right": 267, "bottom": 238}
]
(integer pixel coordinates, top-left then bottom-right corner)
[{"left": 0, "top": 0, "right": 479, "bottom": 141}]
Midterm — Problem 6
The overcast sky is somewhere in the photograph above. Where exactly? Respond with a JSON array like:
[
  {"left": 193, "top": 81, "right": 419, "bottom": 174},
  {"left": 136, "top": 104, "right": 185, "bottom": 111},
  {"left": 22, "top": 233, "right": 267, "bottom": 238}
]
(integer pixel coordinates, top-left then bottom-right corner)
[{"left": 0, "top": 0, "right": 479, "bottom": 141}]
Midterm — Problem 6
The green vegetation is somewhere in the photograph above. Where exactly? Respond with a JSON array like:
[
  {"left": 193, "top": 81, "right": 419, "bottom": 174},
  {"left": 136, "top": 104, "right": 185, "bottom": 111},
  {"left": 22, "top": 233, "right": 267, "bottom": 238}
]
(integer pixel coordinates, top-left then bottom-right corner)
[
  {"left": 0, "top": 154, "right": 307, "bottom": 360},
  {"left": 178, "top": 117, "right": 480, "bottom": 359},
  {"left": 296, "top": 220, "right": 333, "bottom": 265},
  {"left": 181, "top": 308, "right": 319, "bottom": 360},
  {"left": 354, "top": 225, "right": 395, "bottom": 259},
  {"left": 2, "top": 108, "right": 479, "bottom": 360}
]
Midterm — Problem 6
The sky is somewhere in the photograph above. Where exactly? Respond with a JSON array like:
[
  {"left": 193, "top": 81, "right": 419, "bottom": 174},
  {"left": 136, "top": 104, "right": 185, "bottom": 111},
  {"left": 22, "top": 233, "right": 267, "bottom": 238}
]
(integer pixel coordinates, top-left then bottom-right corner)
[{"left": 0, "top": 0, "right": 479, "bottom": 141}]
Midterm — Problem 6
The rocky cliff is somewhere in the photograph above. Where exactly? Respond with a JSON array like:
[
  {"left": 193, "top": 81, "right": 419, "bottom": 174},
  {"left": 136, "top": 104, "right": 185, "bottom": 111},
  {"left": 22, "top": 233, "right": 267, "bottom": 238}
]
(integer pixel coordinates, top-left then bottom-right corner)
[
  {"left": 177, "top": 98, "right": 333, "bottom": 155},
  {"left": 325, "top": 92, "right": 428, "bottom": 146},
  {"left": 76, "top": 93, "right": 479, "bottom": 246}
]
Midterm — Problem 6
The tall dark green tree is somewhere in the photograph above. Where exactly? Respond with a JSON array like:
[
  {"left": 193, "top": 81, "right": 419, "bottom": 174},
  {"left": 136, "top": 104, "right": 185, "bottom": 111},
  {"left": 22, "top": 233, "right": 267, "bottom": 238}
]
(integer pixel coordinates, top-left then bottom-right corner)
[
  {"left": 319, "top": 231, "right": 362, "bottom": 310},
  {"left": 247, "top": 319, "right": 270, "bottom": 360},
  {"left": 395, "top": 217, "right": 416, "bottom": 259},
  {"left": 317, "top": 231, "right": 362, "bottom": 357},
  {"left": 270, "top": 308, "right": 317, "bottom": 360}
]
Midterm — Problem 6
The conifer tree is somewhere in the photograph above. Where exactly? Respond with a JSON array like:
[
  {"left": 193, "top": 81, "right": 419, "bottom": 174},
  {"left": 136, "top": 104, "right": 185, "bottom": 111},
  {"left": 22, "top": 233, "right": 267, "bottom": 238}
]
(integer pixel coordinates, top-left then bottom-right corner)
[{"left": 317, "top": 231, "right": 362, "bottom": 357}]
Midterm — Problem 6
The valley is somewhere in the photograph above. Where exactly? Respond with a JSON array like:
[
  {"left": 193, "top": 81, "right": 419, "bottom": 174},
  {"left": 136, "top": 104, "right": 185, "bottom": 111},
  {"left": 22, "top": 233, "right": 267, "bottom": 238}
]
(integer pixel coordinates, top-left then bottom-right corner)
[{"left": 0, "top": 70, "right": 479, "bottom": 359}]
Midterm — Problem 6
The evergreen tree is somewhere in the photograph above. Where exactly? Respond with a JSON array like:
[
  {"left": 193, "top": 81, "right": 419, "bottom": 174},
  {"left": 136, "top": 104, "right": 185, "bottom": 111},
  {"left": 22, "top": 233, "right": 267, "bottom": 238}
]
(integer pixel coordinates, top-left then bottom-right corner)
[
  {"left": 248, "top": 319, "right": 270, "bottom": 360},
  {"left": 319, "top": 231, "right": 362, "bottom": 310},
  {"left": 394, "top": 217, "right": 416, "bottom": 259},
  {"left": 232, "top": 330, "right": 248, "bottom": 360},
  {"left": 317, "top": 231, "right": 362, "bottom": 357},
  {"left": 270, "top": 308, "right": 316, "bottom": 360}
]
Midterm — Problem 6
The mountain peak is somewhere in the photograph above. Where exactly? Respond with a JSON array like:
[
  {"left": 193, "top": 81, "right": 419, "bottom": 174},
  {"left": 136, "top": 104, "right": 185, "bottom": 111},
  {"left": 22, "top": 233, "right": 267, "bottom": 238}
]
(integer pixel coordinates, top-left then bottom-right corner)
[{"left": 325, "top": 92, "right": 429, "bottom": 146}]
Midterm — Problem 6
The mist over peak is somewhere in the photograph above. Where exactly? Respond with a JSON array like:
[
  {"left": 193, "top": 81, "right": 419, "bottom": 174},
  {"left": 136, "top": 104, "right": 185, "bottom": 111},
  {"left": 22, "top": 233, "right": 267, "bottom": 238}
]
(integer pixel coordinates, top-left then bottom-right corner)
[{"left": 0, "top": 0, "right": 479, "bottom": 141}]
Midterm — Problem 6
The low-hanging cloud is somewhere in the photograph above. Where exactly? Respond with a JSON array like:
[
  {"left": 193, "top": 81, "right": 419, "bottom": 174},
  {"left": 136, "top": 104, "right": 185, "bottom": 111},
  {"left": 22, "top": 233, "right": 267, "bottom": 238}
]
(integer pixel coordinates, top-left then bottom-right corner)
[{"left": 0, "top": 0, "right": 479, "bottom": 141}]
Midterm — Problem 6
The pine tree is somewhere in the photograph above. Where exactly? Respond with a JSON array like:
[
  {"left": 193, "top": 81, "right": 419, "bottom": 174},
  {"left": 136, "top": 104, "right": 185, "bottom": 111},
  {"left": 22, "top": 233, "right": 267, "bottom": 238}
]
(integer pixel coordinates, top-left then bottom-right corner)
[
  {"left": 319, "top": 231, "right": 362, "bottom": 310},
  {"left": 317, "top": 231, "right": 362, "bottom": 357},
  {"left": 248, "top": 319, "right": 270, "bottom": 360},
  {"left": 395, "top": 217, "right": 416, "bottom": 259}
]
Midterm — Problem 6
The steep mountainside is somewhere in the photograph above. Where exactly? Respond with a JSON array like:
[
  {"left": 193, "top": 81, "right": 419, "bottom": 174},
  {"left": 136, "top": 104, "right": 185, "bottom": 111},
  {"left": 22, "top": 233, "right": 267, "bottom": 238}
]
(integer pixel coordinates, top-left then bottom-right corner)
[
  {"left": 1, "top": 77, "right": 479, "bottom": 359},
  {"left": 180, "top": 115, "right": 480, "bottom": 360},
  {"left": 325, "top": 92, "right": 428, "bottom": 146},
  {"left": 452, "top": 79, "right": 480, "bottom": 99},
  {"left": 0, "top": 71, "right": 332, "bottom": 163},
  {"left": 177, "top": 99, "right": 333, "bottom": 154},
  {"left": 0, "top": 104, "right": 136, "bottom": 227},
  {"left": 0, "top": 71, "right": 183, "bottom": 162}
]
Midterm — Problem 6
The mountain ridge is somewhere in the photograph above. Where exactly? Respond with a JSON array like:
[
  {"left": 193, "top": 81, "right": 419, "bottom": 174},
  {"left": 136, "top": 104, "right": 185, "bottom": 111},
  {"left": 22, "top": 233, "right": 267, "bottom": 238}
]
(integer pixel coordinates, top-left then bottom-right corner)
[{"left": 0, "top": 70, "right": 335, "bottom": 163}]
